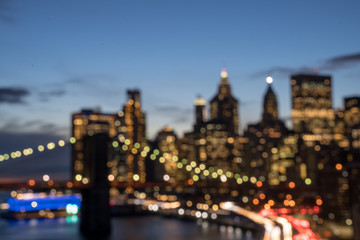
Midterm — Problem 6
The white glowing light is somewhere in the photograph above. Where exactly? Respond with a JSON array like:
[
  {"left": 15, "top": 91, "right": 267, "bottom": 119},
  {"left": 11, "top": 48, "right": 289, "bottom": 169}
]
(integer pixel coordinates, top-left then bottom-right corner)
[
  {"left": 266, "top": 76, "right": 273, "bottom": 84},
  {"left": 163, "top": 174, "right": 170, "bottom": 182},
  {"left": 221, "top": 68, "right": 228, "bottom": 78},
  {"left": 43, "top": 175, "right": 50, "bottom": 182},
  {"left": 178, "top": 208, "right": 185, "bottom": 215},
  {"left": 31, "top": 201, "right": 38, "bottom": 208}
]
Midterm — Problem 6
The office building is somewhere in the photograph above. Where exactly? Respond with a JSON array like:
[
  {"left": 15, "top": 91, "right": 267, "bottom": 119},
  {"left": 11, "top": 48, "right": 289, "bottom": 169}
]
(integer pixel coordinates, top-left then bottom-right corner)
[
  {"left": 291, "top": 74, "right": 334, "bottom": 140},
  {"left": 71, "top": 109, "right": 117, "bottom": 184},
  {"left": 209, "top": 68, "right": 239, "bottom": 134},
  {"left": 118, "top": 90, "right": 147, "bottom": 183}
]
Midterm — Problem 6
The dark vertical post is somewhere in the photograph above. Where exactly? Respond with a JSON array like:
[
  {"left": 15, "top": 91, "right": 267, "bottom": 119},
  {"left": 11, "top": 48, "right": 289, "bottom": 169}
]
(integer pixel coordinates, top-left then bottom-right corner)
[
  {"left": 80, "top": 133, "right": 111, "bottom": 239},
  {"left": 349, "top": 163, "right": 360, "bottom": 240}
]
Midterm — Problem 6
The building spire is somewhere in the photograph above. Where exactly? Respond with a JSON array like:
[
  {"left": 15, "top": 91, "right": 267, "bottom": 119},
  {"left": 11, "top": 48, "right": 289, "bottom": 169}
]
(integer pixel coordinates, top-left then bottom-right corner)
[
  {"left": 220, "top": 68, "right": 229, "bottom": 85},
  {"left": 263, "top": 76, "right": 278, "bottom": 121}
]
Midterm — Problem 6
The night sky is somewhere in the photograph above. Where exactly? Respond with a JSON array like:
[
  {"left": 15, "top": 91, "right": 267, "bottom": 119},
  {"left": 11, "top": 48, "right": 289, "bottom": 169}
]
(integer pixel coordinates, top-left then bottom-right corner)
[{"left": 1, "top": 0, "right": 360, "bottom": 182}]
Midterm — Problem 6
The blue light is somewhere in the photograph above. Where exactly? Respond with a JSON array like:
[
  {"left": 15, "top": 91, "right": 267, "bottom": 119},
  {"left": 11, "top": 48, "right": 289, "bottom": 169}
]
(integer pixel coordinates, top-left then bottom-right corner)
[{"left": 7, "top": 194, "right": 81, "bottom": 213}]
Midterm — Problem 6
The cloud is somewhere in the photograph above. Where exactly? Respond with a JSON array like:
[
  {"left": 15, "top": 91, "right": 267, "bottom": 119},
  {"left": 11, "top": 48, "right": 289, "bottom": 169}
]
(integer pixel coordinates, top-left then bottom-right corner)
[
  {"left": 252, "top": 52, "right": 360, "bottom": 79},
  {"left": 153, "top": 105, "right": 192, "bottom": 126},
  {"left": 38, "top": 89, "right": 66, "bottom": 99},
  {"left": 0, "top": 119, "right": 67, "bottom": 136},
  {"left": 0, "top": 87, "right": 30, "bottom": 104},
  {"left": 251, "top": 66, "right": 315, "bottom": 79},
  {"left": 172, "top": 116, "right": 190, "bottom": 124},
  {"left": 0, "top": 0, "right": 16, "bottom": 23},
  {"left": 322, "top": 52, "right": 360, "bottom": 71}
]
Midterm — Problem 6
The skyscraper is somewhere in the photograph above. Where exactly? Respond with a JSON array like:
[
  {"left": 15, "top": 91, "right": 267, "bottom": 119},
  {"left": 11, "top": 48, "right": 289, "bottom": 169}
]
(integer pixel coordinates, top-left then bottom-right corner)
[
  {"left": 194, "top": 96, "right": 207, "bottom": 125},
  {"left": 71, "top": 109, "right": 117, "bottom": 184},
  {"left": 344, "top": 96, "right": 360, "bottom": 162},
  {"left": 119, "top": 89, "right": 147, "bottom": 183},
  {"left": 263, "top": 77, "right": 278, "bottom": 122},
  {"left": 180, "top": 69, "right": 243, "bottom": 180},
  {"left": 155, "top": 126, "right": 179, "bottom": 183},
  {"left": 291, "top": 74, "right": 334, "bottom": 137},
  {"left": 210, "top": 68, "right": 239, "bottom": 134},
  {"left": 244, "top": 78, "right": 289, "bottom": 185},
  {"left": 291, "top": 74, "right": 335, "bottom": 189},
  {"left": 344, "top": 96, "right": 360, "bottom": 129}
]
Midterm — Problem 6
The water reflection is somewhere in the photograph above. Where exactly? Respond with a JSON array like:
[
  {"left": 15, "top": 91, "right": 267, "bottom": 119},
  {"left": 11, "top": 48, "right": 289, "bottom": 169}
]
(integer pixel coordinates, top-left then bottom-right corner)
[{"left": 0, "top": 216, "right": 254, "bottom": 240}]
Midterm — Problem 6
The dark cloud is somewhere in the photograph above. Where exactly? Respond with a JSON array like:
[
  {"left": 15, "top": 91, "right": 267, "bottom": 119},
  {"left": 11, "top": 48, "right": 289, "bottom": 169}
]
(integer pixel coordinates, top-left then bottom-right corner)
[
  {"left": 38, "top": 89, "right": 66, "bottom": 99},
  {"left": 251, "top": 67, "right": 295, "bottom": 78},
  {"left": 172, "top": 116, "right": 190, "bottom": 124},
  {"left": 252, "top": 52, "right": 360, "bottom": 79},
  {"left": 0, "top": 0, "right": 16, "bottom": 23},
  {"left": 322, "top": 52, "right": 360, "bottom": 70},
  {"left": 251, "top": 66, "right": 314, "bottom": 79},
  {"left": 0, "top": 88, "right": 30, "bottom": 104},
  {"left": 0, "top": 119, "right": 66, "bottom": 136}
]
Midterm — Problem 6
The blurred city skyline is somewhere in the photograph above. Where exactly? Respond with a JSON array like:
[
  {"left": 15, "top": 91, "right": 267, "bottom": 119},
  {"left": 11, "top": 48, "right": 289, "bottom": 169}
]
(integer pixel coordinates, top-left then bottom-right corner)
[
  {"left": 1, "top": 1, "right": 360, "bottom": 181},
  {"left": 1, "top": 1, "right": 360, "bottom": 138}
]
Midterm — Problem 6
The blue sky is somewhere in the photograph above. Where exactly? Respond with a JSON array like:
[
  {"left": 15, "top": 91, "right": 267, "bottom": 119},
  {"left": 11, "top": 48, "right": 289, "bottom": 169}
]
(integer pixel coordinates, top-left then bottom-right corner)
[{"left": 0, "top": 0, "right": 360, "bottom": 181}]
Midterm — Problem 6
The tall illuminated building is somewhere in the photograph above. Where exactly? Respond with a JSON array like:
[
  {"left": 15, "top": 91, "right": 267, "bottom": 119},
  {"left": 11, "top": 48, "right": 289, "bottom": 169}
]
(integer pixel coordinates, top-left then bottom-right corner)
[
  {"left": 333, "top": 109, "right": 347, "bottom": 148},
  {"left": 244, "top": 77, "right": 289, "bottom": 184},
  {"left": 210, "top": 68, "right": 239, "bottom": 134},
  {"left": 291, "top": 74, "right": 334, "bottom": 138},
  {"left": 344, "top": 96, "right": 360, "bottom": 162},
  {"left": 194, "top": 96, "right": 207, "bottom": 124},
  {"left": 344, "top": 96, "right": 360, "bottom": 130},
  {"left": 181, "top": 69, "right": 244, "bottom": 182},
  {"left": 155, "top": 126, "right": 180, "bottom": 183},
  {"left": 71, "top": 109, "right": 117, "bottom": 184},
  {"left": 263, "top": 76, "right": 278, "bottom": 122},
  {"left": 119, "top": 90, "right": 147, "bottom": 183}
]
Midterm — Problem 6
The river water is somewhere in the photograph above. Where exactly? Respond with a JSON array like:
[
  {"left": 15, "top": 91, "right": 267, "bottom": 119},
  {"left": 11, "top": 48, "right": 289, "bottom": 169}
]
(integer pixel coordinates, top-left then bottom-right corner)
[
  {"left": 0, "top": 215, "right": 254, "bottom": 240},
  {"left": 0, "top": 190, "right": 255, "bottom": 240}
]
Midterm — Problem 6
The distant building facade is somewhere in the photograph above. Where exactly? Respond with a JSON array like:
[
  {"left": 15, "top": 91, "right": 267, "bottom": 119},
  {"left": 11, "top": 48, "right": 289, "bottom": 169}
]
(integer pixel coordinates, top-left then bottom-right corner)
[
  {"left": 71, "top": 109, "right": 117, "bottom": 184},
  {"left": 209, "top": 68, "right": 240, "bottom": 134},
  {"left": 117, "top": 90, "right": 147, "bottom": 183},
  {"left": 244, "top": 80, "right": 290, "bottom": 185},
  {"left": 71, "top": 89, "right": 148, "bottom": 185},
  {"left": 291, "top": 74, "right": 334, "bottom": 140}
]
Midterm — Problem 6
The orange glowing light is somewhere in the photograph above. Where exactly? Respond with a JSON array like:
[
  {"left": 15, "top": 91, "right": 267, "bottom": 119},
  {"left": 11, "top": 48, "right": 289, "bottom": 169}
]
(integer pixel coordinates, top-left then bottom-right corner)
[
  {"left": 289, "top": 200, "right": 295, "bottom": 207},
  {"left": 48, "top": 180, "right": 54, "bottom": 186},
  {"left": 316, "top": 199, "right": 323, "bottom": 206},
  {"left": 187, "top": 179, "right": 194, "bottom": 185},
  {"left": 283, "top": 200, "right": 289, "bottom": 206},
  {"left": 28, "top": 179, "right": 35, "bottom": 186},
  {"left": 289, "top": 182, "right": 295, "bottom": 189},
  {"left": 253, "top": 199, "right": 259, "bottom": 205},
  {"left": 268, "top": 199, "right": 275, "bottom": 207},
  {"left": 335, "top": 163, "right": 342, "bottom": 171},
  {"left": 259, "top": 193, "right": 266, "bottom": 200},
  {"left": 286, "top": 194, "right": 292, "bottom": 200},
  {"left": 66, "top": 181, "right": 73, "bottom": 188},
  {"left": 256, "top": 181, "right": 263, "bottom": 188}
]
